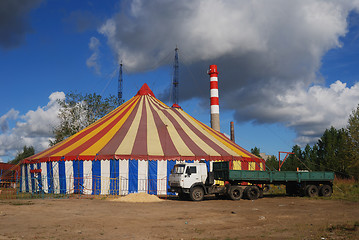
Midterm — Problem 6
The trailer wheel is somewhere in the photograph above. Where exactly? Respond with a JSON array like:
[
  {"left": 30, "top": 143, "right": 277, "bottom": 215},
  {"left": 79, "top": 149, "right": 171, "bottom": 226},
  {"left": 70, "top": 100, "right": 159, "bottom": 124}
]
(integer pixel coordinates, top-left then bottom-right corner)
[
  {"left": 228, "top": 186, "right": 243, "bottom": 200},
  {"left": 319, "top": 184, "right": 332, "bottom": 197},
  {"left": 245, "top": 186, "right": 260, "bottom": 200},
  {"left": 190, "top": 186, "right": 204, "bottom": 201},
  {"left": 306, "top": 185, "right": 319, "bottom": 197}
]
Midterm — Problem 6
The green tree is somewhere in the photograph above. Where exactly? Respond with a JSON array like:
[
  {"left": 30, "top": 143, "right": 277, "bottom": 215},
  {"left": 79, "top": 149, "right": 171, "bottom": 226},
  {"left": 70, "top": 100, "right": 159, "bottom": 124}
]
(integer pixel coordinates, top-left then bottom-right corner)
[
  {"left": 250, "top": 147, "right": 261, "bottom": 157},
  {"left": 347, "top": 104, "right": 359, "bottom": 180},
  {"left": 50, "top": 92, "right": 119, "bottom": 146},
  {"left": 281, "top": 145, "right": 303, "bottom": 171},
  {"left": 317, "top": 126, "right": 351, "bottom": 178},
  {"left": 302, "top": 144, "right": 316, "bottom": 171},
  {"left": 9, "top": 146, "right": 35, "bottom": 165},
  {"left": 265, "top": 155, "right": 278, "bottom": 171},
  {"left": 310, "top": 144, "right": 320, "bottom": 171}
]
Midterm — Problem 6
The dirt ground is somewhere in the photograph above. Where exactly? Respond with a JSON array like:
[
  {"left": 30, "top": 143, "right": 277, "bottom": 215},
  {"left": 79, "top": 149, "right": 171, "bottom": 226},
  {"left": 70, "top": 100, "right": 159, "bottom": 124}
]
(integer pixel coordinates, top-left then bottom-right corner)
[{"left": 0, "top": 195, "right": 358, "bottom": 240}]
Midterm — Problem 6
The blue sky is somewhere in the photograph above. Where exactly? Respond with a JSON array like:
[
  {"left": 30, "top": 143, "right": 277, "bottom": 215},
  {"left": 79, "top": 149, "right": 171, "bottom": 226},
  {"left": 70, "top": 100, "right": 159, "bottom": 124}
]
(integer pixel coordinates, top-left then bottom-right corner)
[{"left": 1, "top": 0, "right": 359, "bottom": 162}]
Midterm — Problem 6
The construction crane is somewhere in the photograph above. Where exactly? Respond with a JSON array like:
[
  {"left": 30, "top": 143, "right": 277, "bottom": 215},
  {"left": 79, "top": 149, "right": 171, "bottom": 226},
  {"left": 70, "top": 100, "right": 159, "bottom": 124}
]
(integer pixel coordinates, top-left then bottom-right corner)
[
  {"left": 118, "top": 63, "right": 125, "bottom": 105},
  {"left": 171, "top": 47, "right": 179, "bottom": 107}
]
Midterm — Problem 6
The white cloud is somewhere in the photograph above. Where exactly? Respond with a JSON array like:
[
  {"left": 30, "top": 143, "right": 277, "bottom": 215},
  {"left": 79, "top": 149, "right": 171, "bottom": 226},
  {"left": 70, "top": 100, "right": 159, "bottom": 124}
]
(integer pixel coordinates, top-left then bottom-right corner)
[
  {"left": 98, "top": 0, "right": 359, "bottom": 146},
  {"left": 0, "top": 108, "right": 19, "bottom": 132},
  {"left": 99, "top": 0, "right": 351, "bottom": 72},
  {"left": 86, "top": 36, "right": 101, "bottom": 74},
  {"left": 0, "top": 92, "right": 65, "bottom": 161},
  {"left": 267, "top": 81, "right": 359, "bottom": 145}
]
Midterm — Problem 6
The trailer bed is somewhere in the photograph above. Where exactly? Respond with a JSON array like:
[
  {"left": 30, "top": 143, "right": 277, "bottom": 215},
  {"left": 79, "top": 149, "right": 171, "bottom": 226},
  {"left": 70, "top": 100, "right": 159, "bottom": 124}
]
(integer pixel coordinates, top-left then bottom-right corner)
[{"left": 213, "top": 161, "right": 334, "bottom": 184}]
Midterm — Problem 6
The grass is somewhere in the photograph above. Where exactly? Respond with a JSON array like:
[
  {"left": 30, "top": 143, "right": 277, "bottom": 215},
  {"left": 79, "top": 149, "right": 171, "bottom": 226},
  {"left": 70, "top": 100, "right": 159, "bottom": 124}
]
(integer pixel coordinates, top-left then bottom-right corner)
[
  {"left": 0, "top": 188, "right": 17, "bottom": 199},
  {"left": 0, "top": 199, "right": 34, "bottom": 205},
  {"left": 0, "top": 187, "right": 70, "bottom": 200},
  {"left": 331, "top": 178, "right": 359, "bottom": 202},
  {"left": 327, "top": 221, "right": 359, "bottom": 232},
  {"left": 8, "top": 201, "right": 35, "bottom": 206},
  {"left": 318, "top": 221, "right": 359, "bottom": 239},
  {"left": 264, "top": 184, "right": 286, "bottom": 196}
]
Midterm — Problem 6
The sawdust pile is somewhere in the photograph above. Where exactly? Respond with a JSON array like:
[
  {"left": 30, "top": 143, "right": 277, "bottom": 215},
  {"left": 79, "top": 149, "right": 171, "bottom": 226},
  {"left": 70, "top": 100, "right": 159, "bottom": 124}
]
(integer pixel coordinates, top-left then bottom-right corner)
[{"left": 111, "top": 192, "right": 163, "bottom": 203}]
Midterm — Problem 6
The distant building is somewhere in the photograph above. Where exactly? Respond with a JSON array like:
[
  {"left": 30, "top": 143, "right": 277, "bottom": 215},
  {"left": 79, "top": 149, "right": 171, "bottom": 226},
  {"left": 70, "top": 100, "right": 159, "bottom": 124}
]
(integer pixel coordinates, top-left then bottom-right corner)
[
  {"left": 259, "top": 153, "right": 273, "bottom": 161},
  {"left": 0, "top": 163, "right": 20, "bottom": 188}
]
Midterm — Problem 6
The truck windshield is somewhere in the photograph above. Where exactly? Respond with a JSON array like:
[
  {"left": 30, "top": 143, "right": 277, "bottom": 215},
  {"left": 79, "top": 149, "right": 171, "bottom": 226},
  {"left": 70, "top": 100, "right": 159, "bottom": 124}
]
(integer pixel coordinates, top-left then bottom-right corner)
[{"left": 172, "top": 164, "right": 185, "bottom": 174}]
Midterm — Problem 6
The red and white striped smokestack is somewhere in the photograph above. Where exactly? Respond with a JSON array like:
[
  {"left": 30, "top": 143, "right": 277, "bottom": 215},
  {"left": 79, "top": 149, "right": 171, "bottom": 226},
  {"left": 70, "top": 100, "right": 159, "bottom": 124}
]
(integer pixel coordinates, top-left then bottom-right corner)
[{"left": 208, "top": 64, "right": 220, "bottom": 132}]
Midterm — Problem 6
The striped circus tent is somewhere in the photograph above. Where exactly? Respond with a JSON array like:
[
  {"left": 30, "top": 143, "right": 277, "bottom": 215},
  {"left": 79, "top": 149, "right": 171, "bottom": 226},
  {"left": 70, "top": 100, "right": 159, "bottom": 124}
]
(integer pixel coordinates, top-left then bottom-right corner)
[{"left": 20, "top": 83, "right": 264, "bottom": 195}]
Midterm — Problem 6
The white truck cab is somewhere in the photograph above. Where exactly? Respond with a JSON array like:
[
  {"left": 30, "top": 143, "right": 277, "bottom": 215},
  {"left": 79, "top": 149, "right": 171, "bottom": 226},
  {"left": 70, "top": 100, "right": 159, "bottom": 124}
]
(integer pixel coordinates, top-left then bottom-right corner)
[
  {"left": 169, "top": 162, "right": 214, "bottom": 201},
  {"left": 169, "top": 162, "right": 208, "bottom": 188},
  {"left": 169, "top": 161, "right": 252, "bottom": 201}
]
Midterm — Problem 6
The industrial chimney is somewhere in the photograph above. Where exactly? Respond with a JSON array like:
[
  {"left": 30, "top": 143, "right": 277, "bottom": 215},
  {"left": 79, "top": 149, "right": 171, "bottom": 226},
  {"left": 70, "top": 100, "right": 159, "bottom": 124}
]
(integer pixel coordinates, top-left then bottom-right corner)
[
  {"left": 230, "top": 121, "right": 235, "bottom": 142},
  {"left": 208, "top": 65, "right": 220, "bottom": 132}
]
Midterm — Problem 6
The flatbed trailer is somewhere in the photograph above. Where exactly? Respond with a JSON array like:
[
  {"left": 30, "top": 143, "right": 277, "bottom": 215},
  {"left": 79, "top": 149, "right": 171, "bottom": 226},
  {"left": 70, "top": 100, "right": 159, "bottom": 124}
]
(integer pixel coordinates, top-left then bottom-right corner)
[
  {"left": 213, "top": 161, "right": 334, "bottom": 198},
  {"left": 214, "top": 161, "right": 334, "bottom": 184}
]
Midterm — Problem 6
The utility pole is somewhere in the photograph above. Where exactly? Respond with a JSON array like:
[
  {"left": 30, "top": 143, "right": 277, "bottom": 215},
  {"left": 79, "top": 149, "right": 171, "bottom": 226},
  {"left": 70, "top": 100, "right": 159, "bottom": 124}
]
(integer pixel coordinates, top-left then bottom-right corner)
[{"left": 118, "top": 62, "right": 124, "bottom": 105}]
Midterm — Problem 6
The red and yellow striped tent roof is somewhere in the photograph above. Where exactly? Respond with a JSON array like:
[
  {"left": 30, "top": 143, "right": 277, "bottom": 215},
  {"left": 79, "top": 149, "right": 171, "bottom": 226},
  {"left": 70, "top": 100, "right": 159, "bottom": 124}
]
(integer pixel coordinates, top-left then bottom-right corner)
[{"left": 25, "top": 84, "right": 261, "bottom": 163}]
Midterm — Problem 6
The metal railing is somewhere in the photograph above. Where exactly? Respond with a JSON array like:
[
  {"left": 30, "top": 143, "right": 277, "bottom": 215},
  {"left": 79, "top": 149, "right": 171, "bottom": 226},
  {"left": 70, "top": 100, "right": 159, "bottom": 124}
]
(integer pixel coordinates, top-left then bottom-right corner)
[{"left": 0, "top": 176, "right": 169, "bottom": 199}]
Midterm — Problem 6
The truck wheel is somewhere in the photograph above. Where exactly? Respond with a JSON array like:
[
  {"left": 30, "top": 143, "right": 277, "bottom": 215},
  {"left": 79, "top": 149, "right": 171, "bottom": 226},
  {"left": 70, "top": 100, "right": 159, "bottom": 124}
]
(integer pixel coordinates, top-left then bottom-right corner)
[
  {"left": 228, "top": 186, "right": 243, "bottom": 200},
  {"left": 319, "top": 185, "right": 332, "bottom": 197},
  {"left": 306, "top": 185, "right": 319, "bottom": 197},
  {"left": 190, "top": 186, "right": 204, "bottom": 201},
  {"left": 245, "top": 186, "right": 260, "bottom": 200}
]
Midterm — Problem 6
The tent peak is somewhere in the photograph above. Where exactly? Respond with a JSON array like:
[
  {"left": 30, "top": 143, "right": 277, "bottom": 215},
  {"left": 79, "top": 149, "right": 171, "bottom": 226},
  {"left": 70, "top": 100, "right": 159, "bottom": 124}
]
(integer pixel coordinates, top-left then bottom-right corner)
[{"left": 136, "top": 83, "right": 155, "bottom": 97}]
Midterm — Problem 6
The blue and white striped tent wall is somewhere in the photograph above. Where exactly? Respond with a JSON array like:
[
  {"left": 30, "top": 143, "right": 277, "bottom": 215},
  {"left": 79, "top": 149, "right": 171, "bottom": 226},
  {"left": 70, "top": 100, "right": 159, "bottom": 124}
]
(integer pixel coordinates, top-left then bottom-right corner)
[{"left": 20, "top": 159, "right": 211, "bottom": 195}]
